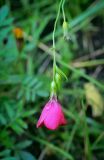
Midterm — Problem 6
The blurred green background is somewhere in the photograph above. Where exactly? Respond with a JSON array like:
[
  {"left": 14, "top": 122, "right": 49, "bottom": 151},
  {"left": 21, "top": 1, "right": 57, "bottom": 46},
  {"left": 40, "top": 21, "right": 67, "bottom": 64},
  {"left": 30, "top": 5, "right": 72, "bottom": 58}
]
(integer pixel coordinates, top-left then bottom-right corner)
[{"left": 0, "top": 0, "right": 104, "bottom": 160}]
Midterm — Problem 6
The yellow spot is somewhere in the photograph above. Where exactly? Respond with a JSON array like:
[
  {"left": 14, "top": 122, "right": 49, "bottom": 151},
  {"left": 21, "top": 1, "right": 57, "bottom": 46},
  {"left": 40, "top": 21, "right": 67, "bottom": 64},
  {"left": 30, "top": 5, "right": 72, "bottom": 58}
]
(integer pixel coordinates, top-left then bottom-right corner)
[{"left": 13, "top": 27, "right": 24, "bottom": 39}]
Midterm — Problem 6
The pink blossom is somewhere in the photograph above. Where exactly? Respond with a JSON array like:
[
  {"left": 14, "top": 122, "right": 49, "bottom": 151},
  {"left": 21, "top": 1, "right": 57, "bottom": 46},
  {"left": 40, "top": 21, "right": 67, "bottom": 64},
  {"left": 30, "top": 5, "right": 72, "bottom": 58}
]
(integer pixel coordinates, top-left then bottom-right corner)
[{"left": 37, "top": 97, "right": 67, "bottom": 130}]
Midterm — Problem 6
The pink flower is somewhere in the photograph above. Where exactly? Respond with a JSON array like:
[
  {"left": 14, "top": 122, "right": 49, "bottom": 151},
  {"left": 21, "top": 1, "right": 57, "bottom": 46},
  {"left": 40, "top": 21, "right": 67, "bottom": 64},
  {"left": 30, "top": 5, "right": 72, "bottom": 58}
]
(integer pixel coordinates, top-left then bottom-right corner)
[{"left": 37, "top": 97, "right": 67, "bottom": 130}]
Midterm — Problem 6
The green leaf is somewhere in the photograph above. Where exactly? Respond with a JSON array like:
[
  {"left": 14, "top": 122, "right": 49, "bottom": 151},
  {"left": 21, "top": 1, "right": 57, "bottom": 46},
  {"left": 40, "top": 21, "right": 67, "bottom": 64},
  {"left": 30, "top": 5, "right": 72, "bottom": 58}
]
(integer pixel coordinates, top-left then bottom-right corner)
[
  {"left": 0, "top": 5, "right": 9, "bottom": 24},
  {"left": 70, "top": 0, "right": 104, "bottom": 28},
  {"left": 0, "top": 114, "right": 7, "bottom": 125},
  {"left": 0, "top": 27, "right": 12, "bottom": 42},
  {"left": 0, "top": 18, "right": 13, "bottom": 27},
  {"left": 28, "top": 79, "right": 38, "bottom": 88},
  {"left": 19, "top": 151, "right": 36, "bottom": 160},
  {"left": 31, "top": 91, "right": 36, "bottom": 102},
  {"left": 17, "top": 90, "right": 24, "bottom": 99},
  {"left": 22, "top": 109, "right": 36, "bottom": 118},
  {"left": 0, "top": 130, "right": 14, "bottom": 148},
  {"left": 16, "top": 119, "right": 28, "bottom": 129},
  {"left": 37, "top": 90, "right": 48, "bottom": 97},
  {"left": 56, "top": 66, "right": 68, "bottom": 80},
  {"left": 11, "top": 123, "right": 24, "bottom": 135},
  {"left": 25, "top": 88, "right": 31, "bottom": 102},
  {"left": 5, "top": 102, "right": 14, "bottom": 121},
  {"left": 0, "top": 149, "right": 11, "bottom": 157},
  {"left": 16, "top": 140, "right": 32, "bottom": 149}
]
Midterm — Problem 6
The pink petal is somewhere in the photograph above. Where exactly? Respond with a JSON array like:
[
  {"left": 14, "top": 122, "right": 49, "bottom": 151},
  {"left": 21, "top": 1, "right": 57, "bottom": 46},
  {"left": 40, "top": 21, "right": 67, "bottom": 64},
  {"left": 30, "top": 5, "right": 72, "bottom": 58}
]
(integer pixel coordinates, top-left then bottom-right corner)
[
  {"left": 60, "top": 112, "right": 67, "bottom": 125},
  {"left": 57, "top": 103, "right": 67, "bottom": 125},
  {"left": 36, "top": 101, "right": 51, "bottom": 128},
  {"left": 44, "top": 100, "right": 64, "bottom": 130}
]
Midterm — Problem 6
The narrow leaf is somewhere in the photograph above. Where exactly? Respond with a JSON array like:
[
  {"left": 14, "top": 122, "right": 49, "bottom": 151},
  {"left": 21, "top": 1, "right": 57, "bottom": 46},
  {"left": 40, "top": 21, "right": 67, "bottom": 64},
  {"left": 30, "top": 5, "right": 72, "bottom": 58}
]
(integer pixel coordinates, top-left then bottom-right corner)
[{"left": 56, "top": 66, "right": 68, "bottom": 80}]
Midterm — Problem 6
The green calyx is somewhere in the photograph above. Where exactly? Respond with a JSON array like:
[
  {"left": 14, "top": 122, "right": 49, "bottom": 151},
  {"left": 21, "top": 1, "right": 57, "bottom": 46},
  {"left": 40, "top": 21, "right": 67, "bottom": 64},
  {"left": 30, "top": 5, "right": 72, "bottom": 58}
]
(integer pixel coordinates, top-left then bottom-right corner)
[
  {"left": 50, "top": 81, "right": 57, "bottom": 95},
  {"left": 50, "top": 65, "right": 68, "bottom": 96}
]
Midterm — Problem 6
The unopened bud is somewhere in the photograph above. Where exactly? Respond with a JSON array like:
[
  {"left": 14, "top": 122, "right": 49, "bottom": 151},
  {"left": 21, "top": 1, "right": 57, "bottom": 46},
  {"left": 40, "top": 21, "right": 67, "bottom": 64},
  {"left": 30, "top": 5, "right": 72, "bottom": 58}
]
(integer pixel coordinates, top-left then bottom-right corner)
[
  {"left": 62, "top": 21, "right": 71, "bottom": 41},
  {"left": 63, "top": 21, "right": 68, "bottom": 30}
]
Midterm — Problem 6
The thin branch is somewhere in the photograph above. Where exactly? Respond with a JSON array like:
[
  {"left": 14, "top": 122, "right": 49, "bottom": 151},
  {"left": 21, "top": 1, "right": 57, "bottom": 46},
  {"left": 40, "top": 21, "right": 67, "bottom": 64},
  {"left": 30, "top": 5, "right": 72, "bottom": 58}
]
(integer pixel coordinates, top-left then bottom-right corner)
[{"left": 73, "top": 48, "right": 104, "bottom": 62}]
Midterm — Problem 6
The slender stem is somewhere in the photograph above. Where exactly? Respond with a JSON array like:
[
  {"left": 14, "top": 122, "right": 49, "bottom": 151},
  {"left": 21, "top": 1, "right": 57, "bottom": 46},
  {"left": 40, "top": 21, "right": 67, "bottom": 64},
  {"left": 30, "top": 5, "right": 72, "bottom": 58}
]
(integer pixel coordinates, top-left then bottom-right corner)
[
  {"left": 52, "top": 0, "right": 63, "bottom": 81},
  {"left": 53, "top": 49, "right": 56, "bottom": 82},
  {"left": 72, "top": 59, "right": 104, "bottom": 68},
  {"left": 62, "top": 0, "right": 66, "bottom": 22},
  {"left": 82, "top": 100, "right": 92, "bottom": 160},
  {"left": 91, "top": 132, "right": 104, "bottom": 150}
]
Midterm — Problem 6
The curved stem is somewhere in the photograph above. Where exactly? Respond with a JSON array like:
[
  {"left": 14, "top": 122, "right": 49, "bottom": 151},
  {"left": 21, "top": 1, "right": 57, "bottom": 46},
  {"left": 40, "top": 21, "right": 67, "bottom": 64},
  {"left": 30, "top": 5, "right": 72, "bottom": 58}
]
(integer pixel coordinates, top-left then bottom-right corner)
[
  {"left": 62, "top": 0, "right": 66, "bottom": 22},
  {"left": 52, "top": 0, "right": 63, "bottom": 81}
]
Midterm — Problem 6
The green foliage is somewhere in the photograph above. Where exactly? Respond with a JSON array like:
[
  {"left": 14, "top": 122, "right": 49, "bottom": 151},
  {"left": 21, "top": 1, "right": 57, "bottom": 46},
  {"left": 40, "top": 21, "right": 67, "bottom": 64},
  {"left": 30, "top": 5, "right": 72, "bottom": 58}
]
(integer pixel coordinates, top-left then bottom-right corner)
[{"left": 0, "top": 0, "right": 104, "bottom": 160}]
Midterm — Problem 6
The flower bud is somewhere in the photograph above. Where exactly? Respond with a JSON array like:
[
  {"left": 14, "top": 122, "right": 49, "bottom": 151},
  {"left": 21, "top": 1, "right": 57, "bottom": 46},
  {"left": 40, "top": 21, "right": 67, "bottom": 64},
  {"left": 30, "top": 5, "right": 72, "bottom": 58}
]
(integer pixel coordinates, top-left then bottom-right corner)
[
  {"left": 63, "top": 21, "right": 68, "bottom": 30},
  {"left": 62, "top": 21, "right": 71, "bottom": 41},
  {"left": 37, "top": 97, "right": 67, "bottom": 130}
]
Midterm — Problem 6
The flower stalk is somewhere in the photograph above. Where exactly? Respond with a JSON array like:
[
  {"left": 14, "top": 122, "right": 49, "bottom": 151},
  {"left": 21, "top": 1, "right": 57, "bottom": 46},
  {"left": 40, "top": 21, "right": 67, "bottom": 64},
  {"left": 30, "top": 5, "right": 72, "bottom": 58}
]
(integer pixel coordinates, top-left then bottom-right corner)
[
  {"left": 37, "top": 0, "right": 68, "bottom": 130},
  {"left": 52, "top": 0, "right": 63, "bottom": 95}
]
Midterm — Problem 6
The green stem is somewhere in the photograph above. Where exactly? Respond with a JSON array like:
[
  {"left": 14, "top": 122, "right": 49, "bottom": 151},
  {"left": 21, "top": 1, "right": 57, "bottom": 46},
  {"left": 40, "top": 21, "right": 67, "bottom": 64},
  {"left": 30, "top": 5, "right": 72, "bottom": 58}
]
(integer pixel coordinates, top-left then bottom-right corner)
[
  {"left": 62, "top": 0, "right": 66, "bottom": 22},
  {"left": 52, "top": 0, "right": 63, "bottom": 81},
  {"left": 72, "top": 59, "right": 104, "bottom": 68},
  {"left": 82, "top": 100, "right": 92, "bottom": 160},
  {"left": 91, "top": 132, "right": 104, "bottom": 150}
]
